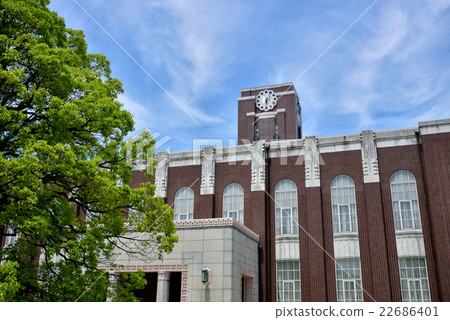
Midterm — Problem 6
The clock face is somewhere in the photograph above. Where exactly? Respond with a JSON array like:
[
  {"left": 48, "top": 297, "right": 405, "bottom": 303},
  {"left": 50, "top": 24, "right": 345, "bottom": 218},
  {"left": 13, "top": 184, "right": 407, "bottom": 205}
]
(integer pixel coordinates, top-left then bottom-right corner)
[{"left": 256, "top": 90, "right": 277, "bottom": 111}]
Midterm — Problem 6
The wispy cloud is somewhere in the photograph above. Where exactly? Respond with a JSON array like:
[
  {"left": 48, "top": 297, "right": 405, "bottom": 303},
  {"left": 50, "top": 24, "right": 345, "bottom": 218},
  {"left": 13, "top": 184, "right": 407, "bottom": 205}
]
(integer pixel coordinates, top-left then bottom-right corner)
[
  {"left": 102, "top": 0, "right": 246, "bottom": 124},
  {"left": 51, "top": 0, "right": 450, "bottom": 150}
]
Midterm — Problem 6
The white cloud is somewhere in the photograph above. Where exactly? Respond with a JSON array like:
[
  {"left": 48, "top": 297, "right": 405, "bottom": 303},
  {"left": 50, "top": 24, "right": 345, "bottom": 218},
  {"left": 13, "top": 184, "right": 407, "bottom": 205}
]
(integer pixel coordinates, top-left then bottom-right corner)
[
  {"left": 359, "top": 8, "right": 408, "bottom": 62},
  {"left": 53, "top": 0, "right": 450, "bottom": 149},
  {"left": 102, "top": 0, "right": 245, "bottom": 125}
]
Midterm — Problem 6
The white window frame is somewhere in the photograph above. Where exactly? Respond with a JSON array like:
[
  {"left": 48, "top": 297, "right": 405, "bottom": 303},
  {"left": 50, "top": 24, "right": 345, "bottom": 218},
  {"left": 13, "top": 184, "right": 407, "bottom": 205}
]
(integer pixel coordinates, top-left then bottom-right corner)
[
  {"left": 331, "top": 175, "right": 358, "bottom": 233},
  {"left": 224, "top": 210, "right": 238, "bottom": 220},
  {"left": 4, "top": 227, "right": 19, "bottom": 247},
  {"left": 276, "top": 261, "right": 301, "bottom": 302},
  {"left": 174, "top": 187, "right": 194, "bottom": 221},
  {"left": 222, "top": 184, "right": 244, "bottom": 224},
  {"left": 337, "top": 204, "right": 351, "bottom": 232},
  {"left": 280, "top": 207, "right": 295, "bottom": 234},
  {"left": 390, "top": 170, "right": 422, "bottom": 231},
  {"left": 399, "top": 257, "right": 430, "bottom": 302},
  {"left": 342, "top": 279, "right": 357, "bottom": 302},
  {"left": 275, "top": 179, "right": 298, "bottom": 235},
  {"left": 335, "top": 259, "right": 363, "bottom": 302}
]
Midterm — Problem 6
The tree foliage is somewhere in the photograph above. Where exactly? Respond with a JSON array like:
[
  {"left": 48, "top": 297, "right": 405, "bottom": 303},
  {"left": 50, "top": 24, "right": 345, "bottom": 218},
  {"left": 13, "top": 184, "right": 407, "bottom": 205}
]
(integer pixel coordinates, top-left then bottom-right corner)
[
  {"left": 0, "top": 0, "right": 177, "bottom": 301},
  {"left": 112, "top": 270, "right": 147, "bottom": 302}
]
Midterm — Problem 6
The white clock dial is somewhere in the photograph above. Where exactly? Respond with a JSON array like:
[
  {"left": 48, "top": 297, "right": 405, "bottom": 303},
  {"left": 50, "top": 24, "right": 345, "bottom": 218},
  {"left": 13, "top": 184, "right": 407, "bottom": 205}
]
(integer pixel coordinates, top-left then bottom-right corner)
[{"left": 256, "top": 90, "right": 277, "bottom": 111}]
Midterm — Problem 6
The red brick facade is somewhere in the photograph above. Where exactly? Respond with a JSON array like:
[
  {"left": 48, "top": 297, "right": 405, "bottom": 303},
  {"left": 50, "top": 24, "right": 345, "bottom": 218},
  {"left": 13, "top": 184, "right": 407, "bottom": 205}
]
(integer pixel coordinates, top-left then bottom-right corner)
[
  {"left": 145, "top": 85, "right": 450, "bottom": 302},
  {"left": 146, "top": 125, "right": 449, "bottom": 302}
]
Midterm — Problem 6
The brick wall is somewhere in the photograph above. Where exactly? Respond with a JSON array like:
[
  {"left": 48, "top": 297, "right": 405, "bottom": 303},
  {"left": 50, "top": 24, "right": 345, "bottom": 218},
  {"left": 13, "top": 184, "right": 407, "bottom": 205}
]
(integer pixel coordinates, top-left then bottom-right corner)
[
  {"left": 420, "top": 132, "right": 450, "bottom": 301},
  {"left": 377, "top": 144, "right": 438, "bottom": 301}
]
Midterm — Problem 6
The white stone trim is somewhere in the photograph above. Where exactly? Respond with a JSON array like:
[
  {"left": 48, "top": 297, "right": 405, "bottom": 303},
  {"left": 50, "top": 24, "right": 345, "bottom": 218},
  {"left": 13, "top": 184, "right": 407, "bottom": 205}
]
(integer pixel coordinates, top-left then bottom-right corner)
[
  {"left": 175, "top": 218, "right": 260, "bottom": 242},
  {"left": 240, "top": 82, "right": 294, "bottom": 92},
  {"left": 99, "top": 264, "right": 189, "bottom": 302},
  {"left": 304, "top": 136, "right": 321, "bottom": 188},
  {"left": 214, "top": 145, "right": 253, "bottom": 164},
  {"left": 155, "top": 151, "right": 169, "bottom": 198},
  {"left": 250, "top": 141, "right": 266, "bottom": 192},
  {"left": 318, "top": 133, "right": 362, "bottom": 153},
  {"left": 395, "top": 232, "right": 426, "bottom": 257},
  {"left": 361, "top": 130, "right": 380, "bottom": 183},
  {"left": 267, "top": 139, "right": 304, "bottom": 159},
  {"left": 375, "top": 128, "right": 417, "bottom": 148},
  {"left": 419, "top": 119, "right": 450, "bottom": 135},
  {"left": 200, "top": 146, "right": 215, "bottom": 195},
  {"left": 238, "top": 96, "right": 257, "bottom": 101},
  {"left": 247, "top": 108, "right": 286, "bottom": 119},
  {"left": 333, "top": 234, "right": 361, "bottom": 259},
  {"left": 275, "top": 236, "right": 300, "bottom": 260},
  {"left": 238, "top": 91, "right": 296, "bottom": 101},
  {"left": 276, "top": 90, "right": 296, "bottom": 97},
  {"left": 167, "top": 150, "right": 202, "bottom": 167},
  {"left": 159, "top": 121, "right": 450, "bottom": 171}
]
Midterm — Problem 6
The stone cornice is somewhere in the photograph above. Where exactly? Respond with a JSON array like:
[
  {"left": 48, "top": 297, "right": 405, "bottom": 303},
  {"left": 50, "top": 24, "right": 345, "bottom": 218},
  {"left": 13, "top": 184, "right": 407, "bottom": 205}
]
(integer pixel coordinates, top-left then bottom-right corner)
[{"left": 175, "top": 218, "right": 260, "bottom": 242}]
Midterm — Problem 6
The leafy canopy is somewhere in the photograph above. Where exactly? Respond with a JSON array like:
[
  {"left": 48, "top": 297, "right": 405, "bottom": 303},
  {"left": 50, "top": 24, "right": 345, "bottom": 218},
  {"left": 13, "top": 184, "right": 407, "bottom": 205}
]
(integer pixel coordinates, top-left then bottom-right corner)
[{"left": 0, "top": 0, "right": 177, "bottom": 301}]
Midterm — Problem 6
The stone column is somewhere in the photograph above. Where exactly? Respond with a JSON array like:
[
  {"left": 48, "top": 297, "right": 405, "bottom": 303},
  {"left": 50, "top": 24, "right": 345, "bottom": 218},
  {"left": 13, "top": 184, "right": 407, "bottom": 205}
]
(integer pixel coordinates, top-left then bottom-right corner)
[
  {"left": 361, "top": 130, "right": 380, "bottom": 183},
  {"left": 250, "top": 141, "right": 266, "bottom": 192},
  {"left": 156, "top": 271, "right": 170, "bottom": 302},
  {"left": 200, "top": 146, "right": 216, "bottom": 195},
  {"left": 155, "top": 151, "right": 170, "bottom": 199},
  {"left": 304, "top": 136, "right": 321, "bottom": 188}
]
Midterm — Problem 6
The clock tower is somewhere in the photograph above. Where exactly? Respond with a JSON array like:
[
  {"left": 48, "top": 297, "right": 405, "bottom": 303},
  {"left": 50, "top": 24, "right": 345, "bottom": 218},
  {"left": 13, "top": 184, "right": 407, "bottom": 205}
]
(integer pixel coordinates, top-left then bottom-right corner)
[{"left": 237, "top": 82, "right": 302, "bottom": 144}]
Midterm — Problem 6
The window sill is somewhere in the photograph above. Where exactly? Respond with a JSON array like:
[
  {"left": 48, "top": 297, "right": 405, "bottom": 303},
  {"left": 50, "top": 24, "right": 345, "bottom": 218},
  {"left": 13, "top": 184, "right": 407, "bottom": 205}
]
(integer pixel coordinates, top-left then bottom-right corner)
[
  {"left": 333, "top": 232, "right": 359, "bottom": 239},
  {"left": 395, "top": 229, "right": 423, "bottom": 235},
  {"left": 275, "top": 234, "right": 299, "bottom": 241}
]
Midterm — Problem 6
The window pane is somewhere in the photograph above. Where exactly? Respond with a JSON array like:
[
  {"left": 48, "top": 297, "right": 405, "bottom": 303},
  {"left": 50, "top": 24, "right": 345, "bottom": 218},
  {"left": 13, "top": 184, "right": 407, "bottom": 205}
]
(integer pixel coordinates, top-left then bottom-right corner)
[
  {"left": 390, "top": 171, "right": 421, "bottom": 231},
  {"left": 276, "top": 261, "right": 301, "bottom": 302},
  {"left": 331, "top": 176, "right": 357, "bottom": 233},
  {"left": 399, "top": 258, "right": 430, "bottom": 302},
  {"left": 275, "top": 180, "right": 298, "bottom": 235},
  {"left": 174, "top": 187, "right": 194, "bottom": 221},
  {"left": 223, "top": 184, "right": 244, "bottom": 224},
  {"left": 335, "top": 259, "right": 363, "bottom": 302}
]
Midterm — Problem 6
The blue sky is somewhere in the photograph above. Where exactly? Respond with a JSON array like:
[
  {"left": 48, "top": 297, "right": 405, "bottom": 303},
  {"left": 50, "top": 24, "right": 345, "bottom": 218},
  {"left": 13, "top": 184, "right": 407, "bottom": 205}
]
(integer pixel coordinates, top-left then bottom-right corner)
[{"left": 49, "top": 0, "right": 450, "bottom": 152}]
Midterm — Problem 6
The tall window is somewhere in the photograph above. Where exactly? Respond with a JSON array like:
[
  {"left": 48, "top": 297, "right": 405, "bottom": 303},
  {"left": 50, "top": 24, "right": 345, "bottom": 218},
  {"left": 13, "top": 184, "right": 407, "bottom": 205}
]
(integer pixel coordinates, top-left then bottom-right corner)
[
  {"left": 331, "top": 175, "right": 358, "bottom": 233},
  {"left": 223, "top": 183, "right": 244, "bottom": 224},
  {"left": 4, "top": 227, "right": 19, "bottom": 247},
  {"left": 390, "top": 171, "right": 421, "bottom": 230},
  {"left": 335, "top": 259, "right": 363, "bottom": 302},
  {"left": 275, "top": 179, "right": 298, "bottom": 235},
  {"left": 399, "top": 258, "right": 430, "bottom": 302},
  {"left": 276, "top": 261, "right": 301, "bottom": 302},
  {"left": 174, "top": 187, "right": 194, "bottom": 221}
]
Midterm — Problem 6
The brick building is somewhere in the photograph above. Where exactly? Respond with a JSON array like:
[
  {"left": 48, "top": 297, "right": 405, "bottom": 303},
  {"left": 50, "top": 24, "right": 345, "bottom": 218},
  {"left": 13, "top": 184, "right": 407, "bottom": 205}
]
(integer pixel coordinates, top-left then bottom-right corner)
[
  {"left": 2, "top": 83, "right": 449, "bottom": 302},
  {"left": 142, "top": 83, "right": 449, "bottom": 302}
]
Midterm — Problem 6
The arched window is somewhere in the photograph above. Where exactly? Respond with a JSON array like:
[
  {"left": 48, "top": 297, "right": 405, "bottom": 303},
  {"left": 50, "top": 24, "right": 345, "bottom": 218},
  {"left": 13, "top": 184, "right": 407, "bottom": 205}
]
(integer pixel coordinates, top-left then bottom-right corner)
[
  {"left": 223, "top": 183, "right": 244, "bottom": 224},
  {"left": 331, "top": 175, "right": 358, "bottom": 233},
  {"left": 390, "top": 170, "right": 421, "bottom": 230},
  {"left": 174, "top": 187, "right": 194, "bottom": 221},
  {"left": 275, "top": 179, "right": 298, "bottom": 235}
]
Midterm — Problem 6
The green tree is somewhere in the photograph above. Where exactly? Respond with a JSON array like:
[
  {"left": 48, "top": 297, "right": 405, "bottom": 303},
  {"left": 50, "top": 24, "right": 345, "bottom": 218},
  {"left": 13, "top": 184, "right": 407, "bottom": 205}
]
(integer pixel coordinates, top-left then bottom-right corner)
[
  {"left": 0, "top": 0, "right": 177, "bottom": 301},
  {"left": 112, "top": 270, "right": 147, "bottom": 302}
]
